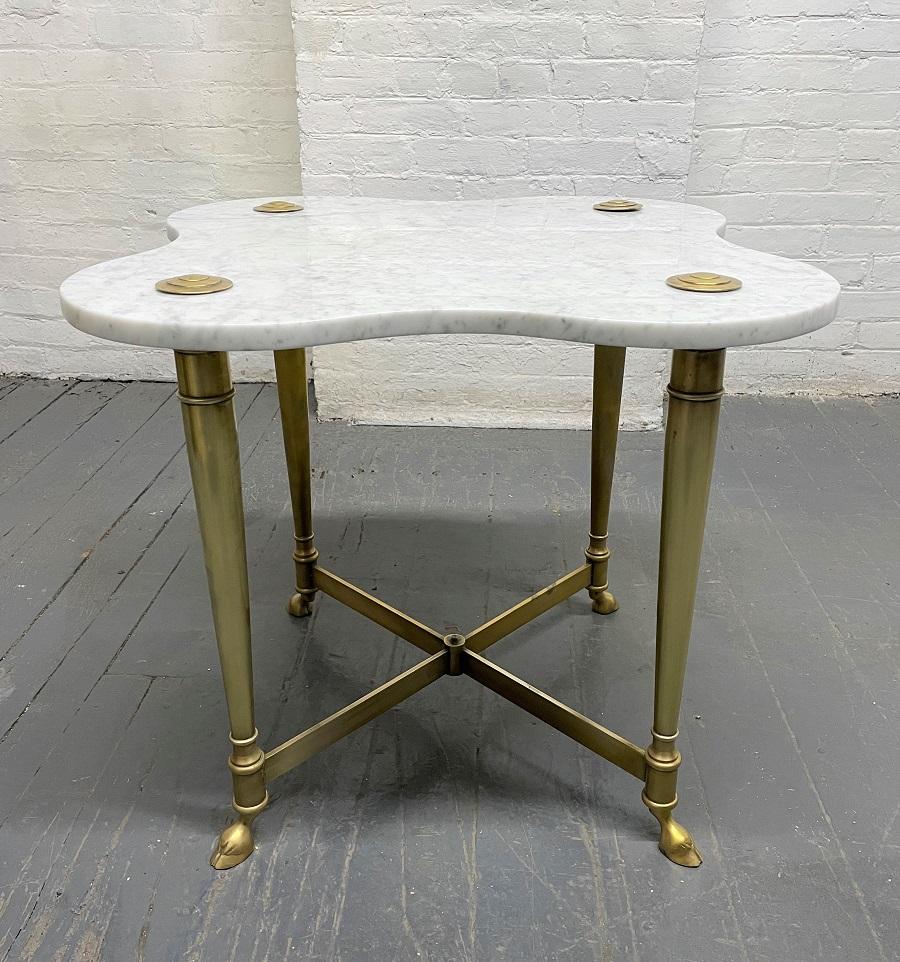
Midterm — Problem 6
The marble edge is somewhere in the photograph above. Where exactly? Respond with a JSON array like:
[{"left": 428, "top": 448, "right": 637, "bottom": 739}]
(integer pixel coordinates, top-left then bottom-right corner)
[{"left": 60, "top": 299, "right": 840, "bottom": 353}]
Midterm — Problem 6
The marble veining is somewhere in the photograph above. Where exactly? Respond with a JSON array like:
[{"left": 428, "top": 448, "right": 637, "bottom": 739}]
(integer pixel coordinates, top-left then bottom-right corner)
[{"left": 60, "top": 196, "right": 840, "bottom": 351}]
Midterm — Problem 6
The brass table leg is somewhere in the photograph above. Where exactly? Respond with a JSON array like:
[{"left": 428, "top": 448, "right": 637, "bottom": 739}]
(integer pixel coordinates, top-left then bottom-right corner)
[
  {"left": 166, "top": 345, "right": 728, "bottom": 869},
  {"left": 585, "top": 345, "right": 626, "bottom": 614},
  {"left": 274, "top": 349, "right": 319, "bottom": 618},
  {"left": 642, "top": 348, "right": 726, "bottom": 867},
  {"left": 175, "top": 351, "right": 269, "bottom": 870}
]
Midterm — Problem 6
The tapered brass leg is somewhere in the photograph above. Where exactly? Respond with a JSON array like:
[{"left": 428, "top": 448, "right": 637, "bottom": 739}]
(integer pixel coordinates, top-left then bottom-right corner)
[
  {"left": 175, "top": 351, "right": 268, "bottom": 870},
  {"left": 274, "top": 349, "right": 318, "bottom": 618},
  {"left": 586, "top": 345, "right": 626, "bottom": 614},
  {"left": 643, "top": 349, "right": 726, "bottom": 867}
]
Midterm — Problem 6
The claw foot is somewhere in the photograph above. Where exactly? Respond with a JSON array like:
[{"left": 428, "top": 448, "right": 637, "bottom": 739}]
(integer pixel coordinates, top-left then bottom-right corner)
[
  {"left": 287, "top": 592, "right": 313, "bottom": 618},
  {"left": 210, "top": 819, "right": 256, "bottom": 870},
  {"left": 590, "top": 589, "right": 619, "bottom": 615}
]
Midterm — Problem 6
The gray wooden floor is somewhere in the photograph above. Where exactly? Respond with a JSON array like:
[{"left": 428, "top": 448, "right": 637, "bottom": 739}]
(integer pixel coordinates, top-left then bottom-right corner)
[{"left": 0, "top": 377, "right": 898, "bottom": 962}]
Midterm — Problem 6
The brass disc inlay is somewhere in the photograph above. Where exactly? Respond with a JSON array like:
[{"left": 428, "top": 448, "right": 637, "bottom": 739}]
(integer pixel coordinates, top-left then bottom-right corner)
[
  {"left": 666, "top": 271, "right": 742, "bottom": 293},
  {"left": 155, "top": 273, "right": 234, "bottom": 295},
  {"left": 593, "top": 199, "right": 643, "bottom": 212},
  {"left": 253, "top": 200, "right": 304, "bottom": 213}
]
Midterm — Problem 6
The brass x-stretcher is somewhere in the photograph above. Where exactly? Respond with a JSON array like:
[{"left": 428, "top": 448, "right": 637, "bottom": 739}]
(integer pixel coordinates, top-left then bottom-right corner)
[{"left": 264, "top": 563, "right": 646, "bottom": 783}]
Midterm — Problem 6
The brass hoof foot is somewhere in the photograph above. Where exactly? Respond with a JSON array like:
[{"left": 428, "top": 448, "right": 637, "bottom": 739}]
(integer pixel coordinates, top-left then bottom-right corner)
[
  {"left": 643, "top": 793, "right": 702, "bottom": 867},
  {"left": 287, "top": 592, "right": 313, "bottom": 618},
  {"left": 210, "top": 820, "right": 256, "bottom": 870},
  {"left": 591, "top": 590, "right": 618, "bottom": 615},
  {"left": 657, "top": 816, "right": 702, "bottom": 867}
]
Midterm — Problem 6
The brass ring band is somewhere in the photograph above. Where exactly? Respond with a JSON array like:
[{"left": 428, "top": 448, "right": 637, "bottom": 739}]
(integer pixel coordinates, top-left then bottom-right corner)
[
  {"left": 666, "top": 385, "right": 725, "bottom": 403},
  {"left": 229, "top": 751, "right": 265, "bottom": 778},
  {"left": 645, "top": 748, "right": 682, "bottom": 774},
  {"left": 230, "top": 729, "right": 260, "bottom": 748},
  {"left": 177, "top": 389, "right": 236, "bottom": 407},
  {"left": 642, "top": 791, "right": 678, "bottom": 816},
  {"left": 233, "top": 793, "right": 269, "bottom": 819},
  {"left": 292, "top": 547, "right": 319, "bottom": 564},
  {"left": 651, "top": 728, "right": 679, "bottom": 744},
  {"left": 585, "top": 547, "right": 610, "bottom": 563}
]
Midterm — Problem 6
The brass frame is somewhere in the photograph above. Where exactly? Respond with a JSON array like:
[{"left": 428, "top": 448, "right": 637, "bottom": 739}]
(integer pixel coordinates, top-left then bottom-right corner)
[{"left": 175, "top": 344, "right": 726, "bottom": 871}]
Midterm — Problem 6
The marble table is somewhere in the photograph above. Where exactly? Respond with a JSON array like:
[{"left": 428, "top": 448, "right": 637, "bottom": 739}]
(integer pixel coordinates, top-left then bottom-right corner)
[{"left": 60, "top": 196, "right": 840, "bottom": 871}]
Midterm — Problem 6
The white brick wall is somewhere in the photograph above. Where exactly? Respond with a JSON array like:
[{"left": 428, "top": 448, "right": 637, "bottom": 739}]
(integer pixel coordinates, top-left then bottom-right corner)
[
  {"left": 298, "top": 0, "right": 900, "bottom": 426},
  {"left": 4, "top": 2, "right": 898, "bottom": 422},
  {"left": 688, "top": 0, "right": 900, "bottom": 395},
  {"left": 293, "top": 0, "right": 708, "bottom": 428},
  {"left": 0, "top": 0, "right": 301, "bottom": 381}
]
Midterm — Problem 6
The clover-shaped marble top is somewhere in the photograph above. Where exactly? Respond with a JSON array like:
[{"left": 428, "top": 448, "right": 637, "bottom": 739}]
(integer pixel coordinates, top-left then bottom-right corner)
[{"left": 60, "top": 196, "right": 839, "bottom": 352}]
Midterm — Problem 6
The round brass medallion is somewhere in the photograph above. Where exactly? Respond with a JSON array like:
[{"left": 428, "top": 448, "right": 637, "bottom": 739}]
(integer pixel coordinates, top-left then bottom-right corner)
[
  {"left": 155, "top": 273, "right": 234, "bottom": 295},
  {"left": 593, "top": 199, "right": 643, "bottom": 212},
  {"left": 253, "top": 200, "right": 304, "bottom": 213},
  {"left": 666, "top": 272, "right": 742, "bottom": 293}
]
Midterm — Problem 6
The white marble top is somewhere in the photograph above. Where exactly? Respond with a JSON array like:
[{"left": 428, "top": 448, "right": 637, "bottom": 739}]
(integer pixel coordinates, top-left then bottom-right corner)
[{"left": 60, "top": 196, "right": 839, "bottom": 352}]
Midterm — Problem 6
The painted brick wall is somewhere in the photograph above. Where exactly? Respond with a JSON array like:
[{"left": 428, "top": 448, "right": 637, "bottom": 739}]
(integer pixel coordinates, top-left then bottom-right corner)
[
  {"left": 297, "top": 0, "right": 900, "bottom": 427},
  {"left": 689, "top": 0, "right": 900, "bottom": 396},
  {"left": 293, "top": 0, "right": 709, "bottom": 429},
  {"left": 0, "top": 0, "right": 301, "bottom": 381},
  {"left": 5, "top": 2, "right": 898, "bottom": 423}
]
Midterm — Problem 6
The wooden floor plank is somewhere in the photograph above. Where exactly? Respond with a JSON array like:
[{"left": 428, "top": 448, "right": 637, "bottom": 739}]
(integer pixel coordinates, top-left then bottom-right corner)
[
  {"left": 0, "top": 386, "right": 897, "bottom": 961},
  {"left": 0, "top": 673, "right": 152, "bottom": 962},
  {"left": 0, "top": 382, "right": 170, "bottom": 555},
  {"left": 0, "top": 379, "right": 72, "bottom": 445},
  {"left": 0, "top": 381, "right": 127, "bottom": 496},
  {"left": 0, "top": 384, "right": 272, "bottom": 742}
]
